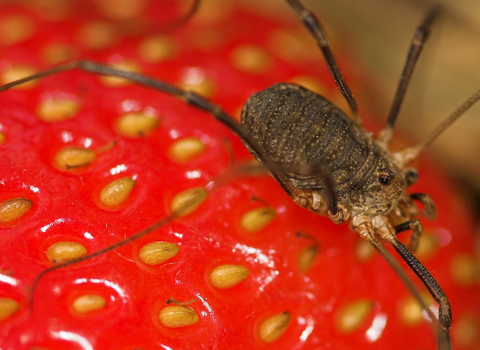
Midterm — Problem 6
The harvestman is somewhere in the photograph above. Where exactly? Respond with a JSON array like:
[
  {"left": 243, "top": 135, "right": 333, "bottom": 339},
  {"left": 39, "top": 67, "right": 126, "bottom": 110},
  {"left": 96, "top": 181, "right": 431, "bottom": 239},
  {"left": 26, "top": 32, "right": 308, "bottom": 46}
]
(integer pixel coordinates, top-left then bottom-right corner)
[{"left": 1, "top": 1, "right": 480, "bottom": 349}]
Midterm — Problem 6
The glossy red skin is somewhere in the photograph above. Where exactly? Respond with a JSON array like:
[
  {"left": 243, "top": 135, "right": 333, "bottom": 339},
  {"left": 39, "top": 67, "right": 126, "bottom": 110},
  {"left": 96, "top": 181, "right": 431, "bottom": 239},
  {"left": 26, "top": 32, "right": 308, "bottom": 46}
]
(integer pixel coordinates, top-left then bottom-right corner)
[{"left": 0, "top": 2, "right": 479, "bottom": 349}]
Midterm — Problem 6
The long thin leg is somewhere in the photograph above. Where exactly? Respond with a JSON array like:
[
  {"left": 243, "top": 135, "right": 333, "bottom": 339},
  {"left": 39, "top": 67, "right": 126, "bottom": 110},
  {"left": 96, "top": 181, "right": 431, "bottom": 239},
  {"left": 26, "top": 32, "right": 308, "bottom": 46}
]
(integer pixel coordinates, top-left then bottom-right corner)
[
  {"left": 394, "top": 218, "right": 423, "bottom": 252},
  {"left": 391, "top": 238, "right": 451, "bottom": 350},
  {"left": 355, "top": 224, "right": 435, "bottom": 320},
  {"left": 355, "top": 218, "right": 451, "bottom": 350},
  {"left": 284, "top": 0, "right": 359, "bottom": 123},
  {"left": 378, "top": 6, "right": 440, "bottom": 145}
]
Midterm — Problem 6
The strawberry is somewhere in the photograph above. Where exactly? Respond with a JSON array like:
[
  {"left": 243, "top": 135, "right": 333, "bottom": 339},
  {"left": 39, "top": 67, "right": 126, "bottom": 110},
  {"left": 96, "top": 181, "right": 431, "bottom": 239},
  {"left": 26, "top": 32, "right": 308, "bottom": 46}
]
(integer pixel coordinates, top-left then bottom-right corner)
[{"left": 0, "top": 1, "right": 479, "bottom": 349}]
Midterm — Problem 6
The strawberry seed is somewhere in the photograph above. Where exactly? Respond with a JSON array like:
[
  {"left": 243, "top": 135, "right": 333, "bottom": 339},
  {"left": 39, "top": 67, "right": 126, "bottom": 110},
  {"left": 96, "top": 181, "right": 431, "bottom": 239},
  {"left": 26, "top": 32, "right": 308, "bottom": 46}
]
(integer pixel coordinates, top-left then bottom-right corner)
[
  {"left": 115, "top": 112, "right": 159, "bottom": 138},
  {"left": 334, "top": 299, "right": 374, "bottom": 334},
  {"left": 168, "top": 137, "right": 206, "bottom": 163},
  {"left": 100, "top": 177, "right": 136, "bottom": 207},
  {"left": 209, "top": 264, "right": 249, "bottom": 289},
  {"left": 230, "top": 45, "right": 272, "bottom": 75},
  {"left": 0, "top": 297, "right": 19, "bottom": 321},
  {"left": 138, "top": 242, "right": 179, "bottom": 266},
  {"left": 46, "top": 241, "right": 87, "bottom": 264},
  {"left": 258, "top": 311, "right": 291, "bottom": 343},
  {"left": 159, "top": 305, "right": 199, "bottom": 328},
  {"left": 55, "top": 147, "right": 96, "bottom": 170},
  {"left": 37, "top": 96, "right": 80, "bottom": 122},
  {"left": 240, "top": 207, "right": 276, "bottom": 233},
  {"left": 297, "top": 245, "right": 317, "bottom": 272},
  {"left": 72, "top": 294, "right": 107, "bottom": 314},
  {"left": 170, "top": 187, "right": 207, "bottom": 217},
  {"left": 0, "top": 197, "right": 32, "bottom": 223}
]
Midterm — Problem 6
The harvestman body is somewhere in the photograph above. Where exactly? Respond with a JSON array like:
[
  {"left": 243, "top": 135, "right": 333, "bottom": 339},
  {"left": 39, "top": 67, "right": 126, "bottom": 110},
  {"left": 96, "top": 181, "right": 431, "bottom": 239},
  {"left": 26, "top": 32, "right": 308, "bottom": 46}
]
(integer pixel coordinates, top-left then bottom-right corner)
[{"left": 2, "top": 1, "right": 480, "bottom": 349}]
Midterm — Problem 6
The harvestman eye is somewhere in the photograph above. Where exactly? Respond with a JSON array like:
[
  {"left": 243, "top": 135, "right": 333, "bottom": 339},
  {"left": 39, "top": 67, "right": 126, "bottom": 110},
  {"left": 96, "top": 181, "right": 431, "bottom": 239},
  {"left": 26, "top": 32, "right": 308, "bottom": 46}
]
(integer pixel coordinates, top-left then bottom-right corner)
[{"left": 378, "top": 168, "right": 394, "bottom": 185}]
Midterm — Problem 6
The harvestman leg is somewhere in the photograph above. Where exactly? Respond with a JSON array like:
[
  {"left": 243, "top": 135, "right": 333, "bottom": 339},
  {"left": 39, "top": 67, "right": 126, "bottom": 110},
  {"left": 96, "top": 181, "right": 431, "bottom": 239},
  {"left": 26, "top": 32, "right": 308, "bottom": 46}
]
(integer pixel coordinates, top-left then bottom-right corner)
[
  {"left": 391, "top": 237, "right": 451, "bottom": 349},
  {"left": 284, "top": 0, "right": 359, "bottom": 123},
  {"left": 394, "top": 218, "right": 423, "bottom": 252},
  {"left": 356, "top": 223, "right": 451, "bottom": 350},
  {"left": 392, "top": 192, "right": 436, "bottom": 251},
  {"left": 380, "top": 6, "right": 441, "bottom": 145}
]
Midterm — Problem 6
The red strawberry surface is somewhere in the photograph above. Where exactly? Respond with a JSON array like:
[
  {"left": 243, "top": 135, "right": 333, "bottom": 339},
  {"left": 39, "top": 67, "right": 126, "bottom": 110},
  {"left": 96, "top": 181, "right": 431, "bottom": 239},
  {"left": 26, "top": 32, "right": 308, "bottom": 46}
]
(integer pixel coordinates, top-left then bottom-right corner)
[{"left": 0, "top": 1, "right": 479, "bottom": 349}]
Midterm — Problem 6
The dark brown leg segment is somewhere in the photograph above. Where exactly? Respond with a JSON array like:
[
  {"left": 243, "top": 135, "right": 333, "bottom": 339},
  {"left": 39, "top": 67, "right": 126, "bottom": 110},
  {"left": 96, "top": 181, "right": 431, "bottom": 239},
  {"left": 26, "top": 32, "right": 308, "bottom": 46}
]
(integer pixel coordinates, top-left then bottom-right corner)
[
  {"left": 283, "top": 0, "right": 359, "bottom": 122},
  {"left": 394, "top": 218, "right": 423, "bottom": 252},
  {"left": 392, "top": 238, "right": 452, "bottom": 350}
]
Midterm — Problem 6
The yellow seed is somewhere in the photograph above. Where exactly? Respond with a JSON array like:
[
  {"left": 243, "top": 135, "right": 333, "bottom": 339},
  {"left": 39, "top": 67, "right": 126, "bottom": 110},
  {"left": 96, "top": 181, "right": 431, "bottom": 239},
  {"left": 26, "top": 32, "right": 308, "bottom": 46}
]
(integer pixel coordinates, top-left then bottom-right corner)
[
  {"left": 452, "top": 315, "right": 479, "bottom": 347},
  {"left": 178, "top": 79, "right": 216, "bottom": 98},
  {"left": 187, "top": 28, "right": 223, "bottom": 51},
  {"left": 115, "top": 112, "right": 159, "bottom": 138},
  {"left": 355, "top": 239, "right": 376, "bottom": 262},
  {"left": 177, "top": 67, "right": 216, "bottom": 98},
  {"left": 298, "top": 245, "right": 317, "bottom": 272},
  {"left": 159, "top": 306, "right": 199, "bottom": 328},
  {"left": 72, "top": 294, "right": 106, "bottom": 314},
  {"left": 190, "top": 0, "right": 232, "bottom": 25},
  {"left": 335, "top": 299, "right": 373, "bottom": 333},
  {"left": 0, "top": 15, "right": 34, "bottom": 46},
  {"left": 138, "top": 242, "right": 179, "bottom": 266},
  {"left": 168, "top": 137, "right": 206, "bottom": 163},
  {"left": 0, "top": 297, "right": 20, "bottom": 321},
  {"left": 415, "top": 232, "right": 438, "bottom": 260},
  {"left": 55, "top": 147, "right": 96, "bottom": 170},
  {"left": 209, "top": 264, "right": 249, "bottom": 289},
  {"left": 100, "top": 177, "right": 136, "bottom": 207},
  {"left": 0, "top": 131, "right": 5, "bottom": 145},
  {"left": 78, "top": 21, "right": 115, "bottom": 50},
  {"left": 93, "top": 0, "right": 147, "bottom": 19},
  {"left": 450, "top": 254, "right": 479, "bottom": 286},
  {"left": 0, "top": 197, "right": 33, "bottom": 223},
  {"left": 258, "top": 311, "right": 291, "bottom": 343},
  {"left": 42, "top": 42, "right": 77, "bottom": 65},
  {"left": 1, "top": 65, "right": 37, "bottom": 89},
  {"left": 398, "top": 293, "right": 431, "bottom": 327},
  {"left": 268, "top": 29, "right": 319, "bottom": 63},
  {"left": 230, "top": 45, "right": 272, "bottom": 74},
  {"left": 289, "top": 75, "right": 327, "bottom": 96},
  {"left": 138, "top": 35, "right": 177, "bottom": 63},
  {"left": 99, "top": 60, "right": 141, "bottom": 87},
  {"left": 37, "top": 97, "right": 79, "bottom": 122},
  {"left": 240, "top": 207, "right": 276, "bottom": 233},
  {"left": 46, "top": 241, "right": 87, "bottom": 264},
  {"left": 170, "top": 187, "right": 208, "bottom": 217}
]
